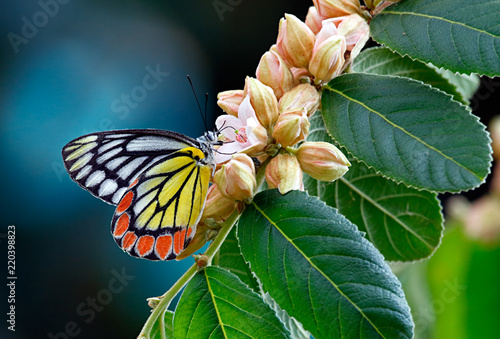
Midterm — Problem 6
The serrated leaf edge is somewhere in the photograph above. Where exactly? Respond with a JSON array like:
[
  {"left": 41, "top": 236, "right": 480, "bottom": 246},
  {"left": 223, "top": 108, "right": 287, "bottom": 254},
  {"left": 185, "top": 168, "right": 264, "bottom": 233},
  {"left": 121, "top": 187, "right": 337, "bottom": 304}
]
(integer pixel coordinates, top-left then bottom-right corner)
[
  {"left": 250, "top": 195, "right": 386, "bottom": 338},
  {"left": 427, "top": 63, "right": 480, "bottom": 103},
  {"left": 322, "top": 73, "right": 493, "bottom": 194},
  {"left": 380, "top": 10, "right": 498, "bottom": 39},
  {"left": 352, "top": 46, "right": 473, "bottom": 104},
  {"left": 231, "top": 223, "right": 310, "bottom": 338},
  {"left": 184, "top": 266, "right": 293, "bottom": 339},
  {"left": 372, "top": 5, "right": 500, "bottom": 77},
  {"left": 262, "top": 292, "right": 310, "bottom": 339},
  {"left": 307, "top": 113, "right": 445, "bottom": 263}
]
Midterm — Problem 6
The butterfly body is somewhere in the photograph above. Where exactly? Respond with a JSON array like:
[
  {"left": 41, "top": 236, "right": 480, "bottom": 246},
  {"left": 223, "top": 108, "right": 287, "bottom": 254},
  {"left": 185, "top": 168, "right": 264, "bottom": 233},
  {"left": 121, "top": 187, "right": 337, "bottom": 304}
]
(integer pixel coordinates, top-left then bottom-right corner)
[{"left": 62, "top": 129, "right": 217, "bottom": 260}]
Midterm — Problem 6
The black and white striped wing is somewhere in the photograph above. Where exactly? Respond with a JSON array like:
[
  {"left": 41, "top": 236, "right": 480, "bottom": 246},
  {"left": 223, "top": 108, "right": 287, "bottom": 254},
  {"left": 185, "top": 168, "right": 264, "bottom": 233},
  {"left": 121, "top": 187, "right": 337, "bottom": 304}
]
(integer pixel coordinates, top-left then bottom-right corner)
[{"left": 61, "top": 129, "right": 199, "bottom": 205}]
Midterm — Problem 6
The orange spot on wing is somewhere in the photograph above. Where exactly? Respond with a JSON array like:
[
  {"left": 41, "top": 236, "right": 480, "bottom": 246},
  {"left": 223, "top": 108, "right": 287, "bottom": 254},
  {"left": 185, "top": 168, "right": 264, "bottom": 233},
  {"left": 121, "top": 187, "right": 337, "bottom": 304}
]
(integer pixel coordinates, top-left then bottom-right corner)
[
  {"left": 122, "top": 232, "right": 137, "bottom": 251},
  {"left": 155, "top": 235, "right": 173, "bottom": 260},
  {"left": 117, "top": 191, "right": 134, "bottom": 214},
  {"left": 187, "top": 227, "right": 193, "bottom": 239},
  {"left": 136, "top": 236, "right": 155, "bottom": 257},
  {"left": 114, "top": 213, "right": 130, "bottom": 238},
  {"left": 129, "top": 178, "right": 139, "bottom": 188},
  {"left": 173, "top": 229, "right": 187, "bottom": 255}
]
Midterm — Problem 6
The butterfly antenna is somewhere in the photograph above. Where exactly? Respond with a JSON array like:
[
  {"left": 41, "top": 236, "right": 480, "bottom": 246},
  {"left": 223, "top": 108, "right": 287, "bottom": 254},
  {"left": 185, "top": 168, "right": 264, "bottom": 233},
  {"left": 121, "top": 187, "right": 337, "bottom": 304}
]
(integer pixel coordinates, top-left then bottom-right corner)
[
  {"left": 186, "top": 75, "right": 209, "bottom": 132},
  {"left": 204, "top": 92, "right": 209, "bottom": 132},
  {"left": 215, "top": 148, "right": 238, "bottom": 156}
]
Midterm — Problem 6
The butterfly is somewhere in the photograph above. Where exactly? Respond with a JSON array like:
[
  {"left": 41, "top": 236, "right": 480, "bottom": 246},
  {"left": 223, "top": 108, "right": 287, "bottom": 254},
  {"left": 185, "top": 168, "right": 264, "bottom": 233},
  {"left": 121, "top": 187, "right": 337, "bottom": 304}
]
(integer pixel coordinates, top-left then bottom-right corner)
[{"left": 62, "top": 129, "right": 220, "bottom": 261}]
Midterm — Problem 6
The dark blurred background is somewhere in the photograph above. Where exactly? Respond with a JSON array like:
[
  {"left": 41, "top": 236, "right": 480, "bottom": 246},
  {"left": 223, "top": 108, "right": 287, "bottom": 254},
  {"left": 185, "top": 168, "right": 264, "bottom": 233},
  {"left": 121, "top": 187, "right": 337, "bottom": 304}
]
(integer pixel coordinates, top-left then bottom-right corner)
[
  {"left": 0, "top": 1, "right": 499, "bottom": 338},
  {"left": 0, "top": 1, "right": 313, "bottom": 338}
]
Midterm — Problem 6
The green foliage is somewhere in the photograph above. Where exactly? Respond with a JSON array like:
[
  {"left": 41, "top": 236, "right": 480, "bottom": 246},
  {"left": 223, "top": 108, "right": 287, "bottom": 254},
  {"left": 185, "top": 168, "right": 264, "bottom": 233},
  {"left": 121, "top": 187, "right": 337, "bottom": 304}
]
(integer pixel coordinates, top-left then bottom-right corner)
[
  {"left": 238, "top": 189, "right": 414, "bottom": 338},
  {"left": 322, "top": 73, "right": 492, "bottom": 193},
  {"left": 352, "top": 47, "right": 480, "bottom": 104},
  {"left": 399, "top": 223, "right": 500, "bottom": 338},
  {"left": 304, "top": 113, "right": 444, "bottom": 262},
  {"left": 217, "top": 227, "right": 260, "bottom": 293},
  {"left": 173, "top": 266, "right": 291, "bottom": 338},
  {"left": 139, "top": 1, "right": 499, "bottom": 337},
  {"left": 150, "top": 310, "right": 174, "bottom": 339},
  {"left": 370, "top": 0, "right": 500, "bottom": 76}
]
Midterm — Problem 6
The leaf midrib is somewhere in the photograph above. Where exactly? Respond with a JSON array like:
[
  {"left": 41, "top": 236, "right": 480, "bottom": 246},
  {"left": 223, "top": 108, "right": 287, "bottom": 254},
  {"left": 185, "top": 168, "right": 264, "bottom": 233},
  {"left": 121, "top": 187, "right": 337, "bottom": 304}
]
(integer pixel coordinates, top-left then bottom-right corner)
[
  {"left": 252, "top": 201, "right": 386, "bottom": 338},
  {"left": 205, "top": 271, "right": 286, "bottom": 338},
  {"left": 324, "top": 85, "right": 482, "bottom": 180},
  {"left": 205, "top": 272, "right": 229, "bottom": 339},
  {"left": 380, "top": 10, "right": 500, "bottom": 39},
  {"left": 339, "top": 176, "right": 434, "bottom": 250}
]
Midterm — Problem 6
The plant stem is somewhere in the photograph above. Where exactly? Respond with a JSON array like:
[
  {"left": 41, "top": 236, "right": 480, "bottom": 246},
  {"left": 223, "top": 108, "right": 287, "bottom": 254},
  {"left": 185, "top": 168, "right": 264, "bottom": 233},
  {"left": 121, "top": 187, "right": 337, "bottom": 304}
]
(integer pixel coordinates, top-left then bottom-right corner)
[
  {"left": 138, "top": 158, "right": 270, "bottom": 338},
  {"left": 204, "top": 209, "right": 240, "bottom": 263},
  {"left": 137, "top": 265, "right": 197, "bottom": 339},
  {"left": 137, "top": 209, "right": 240, "bottom": 339}
]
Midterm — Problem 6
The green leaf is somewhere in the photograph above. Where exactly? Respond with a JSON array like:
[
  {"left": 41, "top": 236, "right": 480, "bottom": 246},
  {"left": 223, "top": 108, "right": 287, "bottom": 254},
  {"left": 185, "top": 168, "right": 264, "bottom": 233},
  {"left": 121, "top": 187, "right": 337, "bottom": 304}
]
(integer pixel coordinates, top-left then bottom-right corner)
[
  {"left": 370, "top": 0, "right": 500, "bottom": 77},
  {"left": 219, "top": 228, "right": 310, "bottom": 337},
  {"left": 173, "top": 266, "right": 291, "bottom": 339},
  {"left": 322, "top": 73, "right": 492, "bottom": 193},
  {"left": 352, "top": 46, "right": 479, "bottom": 104},
  {"left": 150, "top": 310, "right": 174, "bottom": 339},
  {"left": 433, "top": 67, "right": 480, "bottom": 104},
  {"left": 304, "top": 113, "right": 444, "bottom": 261},
  {"left": 238, "top": 189, "right": 414, "bottom": 339},
  {"left": 394, "top": 262, "right": 435, "bottom": 339},
  {"left": 218, "top": 226, "right": 260, "bottom": 293},
  {"left": 261, "top": 293, "right": 310, "bottom": 339}
]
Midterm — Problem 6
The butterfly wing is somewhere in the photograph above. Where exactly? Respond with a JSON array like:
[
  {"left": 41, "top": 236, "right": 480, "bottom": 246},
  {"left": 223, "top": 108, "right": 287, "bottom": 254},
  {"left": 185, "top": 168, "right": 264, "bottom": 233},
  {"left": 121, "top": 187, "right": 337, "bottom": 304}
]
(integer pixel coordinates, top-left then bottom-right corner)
[
  {"left": 111, "top": 146, "right": 212, "bottom": 260},
  {"left": 61, "top": 129, "right": 199, "bottom": 205}
]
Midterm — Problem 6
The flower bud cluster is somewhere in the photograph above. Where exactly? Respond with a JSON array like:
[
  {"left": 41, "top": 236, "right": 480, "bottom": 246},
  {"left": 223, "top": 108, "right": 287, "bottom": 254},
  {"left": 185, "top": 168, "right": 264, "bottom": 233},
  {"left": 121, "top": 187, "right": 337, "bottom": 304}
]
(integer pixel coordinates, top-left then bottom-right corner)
[
  {"left": 253, "top": 1, "right": 370, "bottom": 89},
  {"left": 210, "top": 1, "right": 361, "bottom": 196},
  {"left": 181, "top": 1, "right": 364, "bottom": 258},
  {"left": 214, "top": 73, "right": 350, "bottom": 196}
]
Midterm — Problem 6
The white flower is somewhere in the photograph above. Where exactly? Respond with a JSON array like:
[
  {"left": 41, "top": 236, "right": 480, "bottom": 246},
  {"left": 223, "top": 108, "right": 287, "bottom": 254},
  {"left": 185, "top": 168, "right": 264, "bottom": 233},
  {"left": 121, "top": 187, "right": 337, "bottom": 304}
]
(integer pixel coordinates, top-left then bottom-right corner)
[{"left": 215, "top": 96, "right": 268, "bottom": 163}]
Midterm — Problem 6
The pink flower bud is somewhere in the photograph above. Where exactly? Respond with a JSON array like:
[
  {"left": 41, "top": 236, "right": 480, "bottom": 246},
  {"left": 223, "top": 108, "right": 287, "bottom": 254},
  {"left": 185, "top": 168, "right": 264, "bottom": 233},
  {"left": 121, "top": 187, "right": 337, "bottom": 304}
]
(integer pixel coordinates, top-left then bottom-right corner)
[
  {"left": 313, "top": 0, "right": 362, "bottom": 18},
  {"left": 266, "top": 153, "right": 303, "bottom": 194},
  {"left": 202, "top": 184, "right": 237, "bottom": 220},
  {"left": 295, "top": 141, "right": 350, "bottom": 181},
  {"left": 194, "top": 254, "right": 210, "bottom": 270},
  {"left": 278, "top": 83, "right": 321, "bottom": 117},
  {"left": 276, "top": 14, "right": 316, "bottom": 69},
  {"left": 214, "top": 153, "right": 256, "bottom": 201},
  {"left": 309, "top": 22, "right": 346, "bottom": 83},
  {"left": 273, "top": 109, "right": 310, "bottom": 147},
  {"left": 305, "top": 6, "right": 324, "bottom": 34},
  {"left": 243, "top": 77, "right": 280, "bottom": 129},
  {"left": 256, "top": 49, "right": 295, "bottom": 99},
  {"left": 291, "top": 67, "right": 313, "bottom": 85},
  {"left": 331, "top": 14, "right": 370, "bottom": 59},
  {"left": 217, "top": 90, "right": 244, "bottom": 117}
]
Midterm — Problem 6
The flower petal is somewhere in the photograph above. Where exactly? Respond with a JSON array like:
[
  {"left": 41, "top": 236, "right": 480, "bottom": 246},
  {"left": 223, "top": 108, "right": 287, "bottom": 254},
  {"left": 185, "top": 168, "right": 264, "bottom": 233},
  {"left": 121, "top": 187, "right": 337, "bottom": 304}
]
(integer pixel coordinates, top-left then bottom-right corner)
[
  {"left": 215, "top": 142, "right": 244, "bottom": 163},
  {"left": 246, "top": 117, "right": 268, "bottom": 145},
  {"left": 216, "top": 115, "right": 243, "bottom": 140},
  {"left": 315, "top": 21, "right": 339, "bottom": 47},
  {"left": 238, "top": 95, "right": 258, "bottom": 123}
]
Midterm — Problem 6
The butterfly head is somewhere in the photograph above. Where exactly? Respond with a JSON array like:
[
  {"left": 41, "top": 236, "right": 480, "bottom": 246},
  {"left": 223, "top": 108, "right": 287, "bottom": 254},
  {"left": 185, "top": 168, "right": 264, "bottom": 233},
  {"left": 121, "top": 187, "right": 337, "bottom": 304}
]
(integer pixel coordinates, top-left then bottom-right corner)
[
  {"left": 197, "top": 130, "right": 222, "bottom": 145},
  {"left": 196, "top": 130, "right": 223, "bottom": 168}
]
